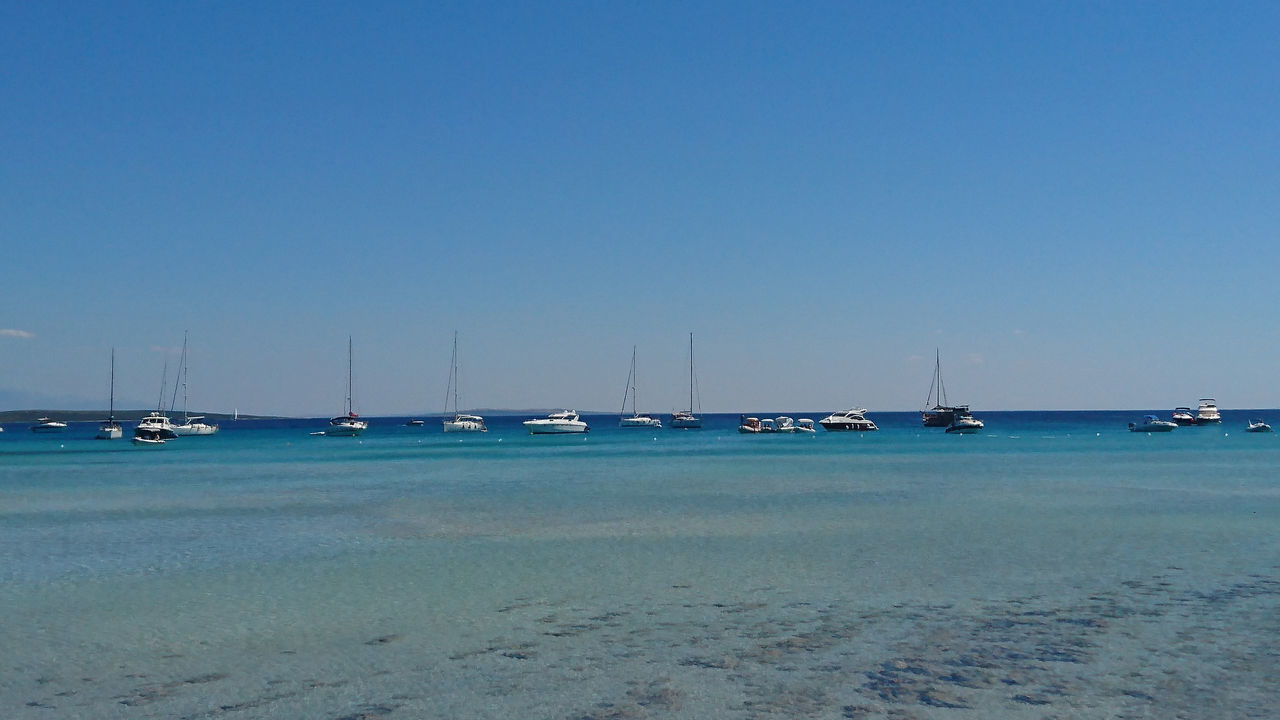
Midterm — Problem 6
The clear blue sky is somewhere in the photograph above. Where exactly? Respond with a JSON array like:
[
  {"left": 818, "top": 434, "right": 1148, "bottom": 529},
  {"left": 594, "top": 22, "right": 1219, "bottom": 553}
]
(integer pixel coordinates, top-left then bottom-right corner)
[{"left": 3, "top": 1, "right": 1278, "bottom": 415}]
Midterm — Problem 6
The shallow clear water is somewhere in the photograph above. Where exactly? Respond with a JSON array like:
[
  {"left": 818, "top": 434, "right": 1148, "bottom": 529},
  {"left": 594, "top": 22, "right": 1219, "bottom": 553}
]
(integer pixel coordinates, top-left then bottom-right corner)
[{"left": 2, "top": 411, "right": 1277, "bottom": 718}]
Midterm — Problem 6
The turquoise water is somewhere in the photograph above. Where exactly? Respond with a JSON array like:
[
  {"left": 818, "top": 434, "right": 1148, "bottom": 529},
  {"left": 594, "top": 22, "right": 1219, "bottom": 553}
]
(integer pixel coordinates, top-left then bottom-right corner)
[{"left": 2, "top": 412, "right": 1277, "bottom": 718}]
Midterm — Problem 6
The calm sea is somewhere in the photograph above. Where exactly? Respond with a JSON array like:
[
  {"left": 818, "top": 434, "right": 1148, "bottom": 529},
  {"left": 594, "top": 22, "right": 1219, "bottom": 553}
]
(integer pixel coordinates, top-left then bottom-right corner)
[{"left": 2, "top": 411, "right": 1277, "bottom": 718}]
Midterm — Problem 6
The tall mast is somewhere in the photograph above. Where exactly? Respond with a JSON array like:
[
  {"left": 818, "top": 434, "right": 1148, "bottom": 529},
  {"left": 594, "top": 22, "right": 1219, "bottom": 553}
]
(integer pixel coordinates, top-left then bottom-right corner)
[
  {"left": 453, "top": 331, "right": 460, "bottom": 416},
  {"left": 347, "top": 335, "right": 354, "bottom": 417},
  {"left": 632, "top": 346, "right": 638, "bottom": 416},
  {"left": 157, "top": 360, "right": 168, "bottom": 412},
  {"left": 170, "top": 332, "right": 188, "bottom": 413},
  {"left": 108, "top": 347, "right": 115, "bottom": 421},
  {"left": 688, "top": 333, "right": 694, "bottom": 413}
]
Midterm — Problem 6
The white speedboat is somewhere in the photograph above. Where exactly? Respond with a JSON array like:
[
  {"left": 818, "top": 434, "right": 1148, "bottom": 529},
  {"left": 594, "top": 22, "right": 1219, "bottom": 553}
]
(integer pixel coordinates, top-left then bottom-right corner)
[
  {"left": 30, "top": 418, "right": 68, "bottom": 433},
  {"left": 132, "top": 428, "right": 167, "bottom": 446},
  {"left": 1246, "top": 419, "right": 1272, "bottom": 433},
  {"left": 794, "top": 418, "right": 817, "bottom": 433},
  {"left": 618, "top": 346, "right": 662, "bottom": 428},
  {"left": 1196, "top": 398, "right": 1222, "bottom": 424},
  {"left": 945, "top": 412, "right": 984, "bottom": 434},
  {"left": 774, "top": 416, "right": 796, "bottom": 432},
  {"left": 1171, "top": 407, "right": 1196, "bottom": 426},
  {"left": 738, "top": 416, "right": 762, "bottom": 433},
  {"left": 443, "top": 413, "right": 487, "bottom": 432},
  {"left": 524, "top": 410, "right": 589, "bottom": 434},
  {"left": 1129, "top": 415, "right": 1176, "bottom": 432},
  {"left": 819, "top": 408, "right": 879, "bottom": 432},
  {"left": 172, "top": 416, "right": 219, "bottom": 436},
  {"left": 669, "top": 333, "right": 702, "bottom": 429},
  {"left": 135, "top": 412, "right": 179, "bottom": 440},
  {"left": 320, "top": 337, "right": 367, "bottom": 437},
  {"left": 441, "top": 332, "right": 486, "bottom": 433},
  {"left": 405, "top": 419, "right": 425, "bottom": 427}
]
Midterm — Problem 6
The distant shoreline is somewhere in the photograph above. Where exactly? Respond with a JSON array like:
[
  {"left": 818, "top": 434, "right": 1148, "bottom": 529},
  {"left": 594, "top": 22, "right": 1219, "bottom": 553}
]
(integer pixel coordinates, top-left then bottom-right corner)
[{"left": 0, "top": 410, "right": 281, "bottom": 423}]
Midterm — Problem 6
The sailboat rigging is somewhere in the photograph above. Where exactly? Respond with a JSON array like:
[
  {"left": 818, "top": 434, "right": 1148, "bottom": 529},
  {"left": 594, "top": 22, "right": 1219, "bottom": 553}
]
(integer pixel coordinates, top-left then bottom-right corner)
[
  {"left": 619, "top": 346, "right": 661, "bottom": 428},
  {"left": 322, "top": 336, "right": 368, "bottom": 436},
  {"left": 921, "top": 349, "right": 969, "bottom": 427},
  {"left": 442, "top": 331, "right": 486, "bottom": 432},
  {"left": 95, "top": 348, "right": 122, "bottom": 439},
  {"left": 670, "top": 332, "right": 702, "bottom": 429},
  {"left": 171, "top": 331, "right": 219, "bottom": 436}
]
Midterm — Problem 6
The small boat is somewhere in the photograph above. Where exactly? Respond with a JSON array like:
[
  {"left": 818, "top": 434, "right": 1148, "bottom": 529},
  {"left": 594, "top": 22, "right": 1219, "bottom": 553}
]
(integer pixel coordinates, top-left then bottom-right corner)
[
  {"left": 1129, "top": 415, "right": 1177, "bottom": 432},
  {"left": 442, "top": 332, "right": 486, "bottom": 432},
  {"left": 1195, "top": 398, "right": 1222, "bottom": 424},
  {"left": 96, "top": 348, "right": 123, "bottom": 440},
  {"left": 669, "top": 333, "right": 702, "bottom": 429},
  {"left": 774, "top": 416, "right": 796, "bottom": 432},
  {"left": 524, "top": 410, "right": 589, "bottom": 434},
  {"left": 794, "top": 418, "right": 817, "bottom": 433},
  {"left": 819, "top": 408, "right": 879, "bottom": 432},
  {"left": 1171, "top": 407, "right": 1196, "bottom": 426},
  {"left": 132, "top": 428, "right": 167, "bottom": 446},
  {"left": 945, "top": 411, "right": 984, "bottom": 434},
  {"left": 921, "top": 350, "right": 970, "bottom": 427},
  {"left": 738, "top": 415, "right": 763, "bottom": 433},
  {"left": 323, "top": 337, "right": 368, "bottom": 437},
  {"left": 30, "top": 417, "right": 68, "bottom": 433},
  {"left": 405, "top": 419, "right": 425, "bottom": 427},
  {"left": 618, "top": 346, "right": 661, "bottom": 428},
  {"left": 1246, "top": 419, "right": 1272, "bottom": 433}
]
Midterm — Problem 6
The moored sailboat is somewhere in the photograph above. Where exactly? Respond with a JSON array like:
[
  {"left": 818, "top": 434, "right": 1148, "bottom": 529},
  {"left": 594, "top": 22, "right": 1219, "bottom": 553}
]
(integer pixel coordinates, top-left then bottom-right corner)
[
  {"left": 921, "top": 350, "right": 969, "bottom": 427},
  {"left": 322, "top": 336, "right": 368, "bottom": 437},
  {"left": 95, "top": 348, "right": 122, "bottom": 439},
  {"left": 619, "top": 346, "right": 661, "bottom": 428},
  {"left": 670, "top": 333, "right": 702, "bottom": 429},
  {"left": 170, "top": 332, "right": 219, "bottom": 436},
  {"left": 442, "top": 331, "right": 486, "bottom": 432}
]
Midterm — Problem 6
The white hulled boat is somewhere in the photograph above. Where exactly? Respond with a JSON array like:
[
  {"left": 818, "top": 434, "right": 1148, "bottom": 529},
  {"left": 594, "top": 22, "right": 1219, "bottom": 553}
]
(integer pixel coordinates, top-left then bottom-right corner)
[
  {"left": 96, "top": 348, "right": 122, "bottom": 439},
  {"left": 1171, "top": 407, "right": 1196, "bottom": 426},
  {"left": 619, "top": 346, "right": 661, "bottom": 428},
  {"left": 132, "top": 428, "right": 167, "bottom": 446},
  {"left": 945, "top": 411, "right": 984, "bottom": 434},
  {"left": 1129, "top": 415, "right": 1177, "bottom": 432},
  {"left": 819, "top": 408, "right": 879, "bottom": 432},
  {"left": 669, "top": 333, "right": 702, "bottom": 429},
  {"left": 442, "top": 332, "right": 486, "bottom": 432},
  {"left": 170, "top": 333, "right": 219, "bottom": 436},
  {"left": 1195, "top": 398, "right": 1222, "bottom": 424},
  {"left": 30, "top": 418, "right": 68, "bottom": 433},
  {"left": 738, "top": 416, "right": 762, "bottom": 433},
  {"left": 135, "top": 412, "right": 178, "bottom": 439},
  {"left": 794, "top": 418, "right": 817, "bottom": 433},
  {"left": 322, "top": 336, "right": 367, "bottom": 437},
  {"left": 523, "top": 410, "right": 589, "bottom": 434},
  {"left": 1246, "top": 419, "right": 1272, "bottom": 433}
]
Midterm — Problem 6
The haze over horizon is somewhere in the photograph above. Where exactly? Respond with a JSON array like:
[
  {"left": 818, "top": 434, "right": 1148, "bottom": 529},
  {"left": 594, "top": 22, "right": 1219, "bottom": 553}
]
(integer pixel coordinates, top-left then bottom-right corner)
[{"left": 4, "top": 2, "right": 1278, "bottom": 416}]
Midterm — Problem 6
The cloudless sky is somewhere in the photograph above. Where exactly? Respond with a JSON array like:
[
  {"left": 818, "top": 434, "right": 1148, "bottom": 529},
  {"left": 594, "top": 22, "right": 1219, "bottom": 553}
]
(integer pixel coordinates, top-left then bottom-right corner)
[{"left": 3, "top": 1, "right": 1278, "bottom": 416}]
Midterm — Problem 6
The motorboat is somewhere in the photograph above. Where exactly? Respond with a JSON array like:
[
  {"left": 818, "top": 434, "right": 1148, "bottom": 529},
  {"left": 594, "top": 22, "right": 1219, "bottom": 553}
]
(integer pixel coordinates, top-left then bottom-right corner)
[
  {"left": 443, "top": 414, "right": 487, "bottom": 432},
  {"left": 669, "top": 333, "right": 702, "bottom": 429},
  {"left": 794, "top": 418, "right": 817, "bottom": 433},
  {"left": 321, "top": 337, "right": 367, "bottom": 437},
  {"left": 135, "top": 412, "right": 178, "bottom": 440},
  {"left": 96, "top": 348, "right": 123, "bottom": 439},
  {"left": 132, "top": 428, "right": 167, "bottom": 446},
  {"left": 1129, "top": 415, "right": 1177, "bottom": 432},
  {"left": 819, "top": 408, "right": 879, "bottom": 431},
  {"left": 1246, "top": 419, "right": 1272, "bottom": 433},
  {"left": 172, "top": 416, "right": 219, "bottom": 436},
  {"left": 30, "top": 417, "right": 68, "bottom": 433},
  {"left": 441, "top": 332, "right": 487, "bottom": 433},
  {"left": 524, "top": 410, "right": 588, "bottom": 434},
  {"left": 759, "top": 418, "right": 777, "bottom": 433},
  {"left": 1196, "top": 399, "right": 1222, "bottom": 424},
  {"left": 405, "top": 419, "right": 425, "bottom": 426},
  {"left": 738, "top": 416, "right": 763, "bottom": 433},
  {"left": 945, "top": 411, "right": 984, "bottom": 434},
  {"left": 1171, "top": 407, "right": 1196, "bottom": 426},
  {"left": 774, "top": 416, "right": 796, "bottom": 432},
  {"left": 618, "top": 346, "right": 662, "bottom": 428}
]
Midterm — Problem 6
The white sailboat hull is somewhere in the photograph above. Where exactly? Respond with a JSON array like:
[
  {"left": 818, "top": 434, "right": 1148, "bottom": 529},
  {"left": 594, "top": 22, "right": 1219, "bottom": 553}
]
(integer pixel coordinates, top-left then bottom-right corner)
[
  {"left": 443, "top": 419, "right": 486, "bottom": 432},
  {"left": 173, "top": 422, "right": 219, "bottom": 436},
  {"left": 95, "top": 424, "right": 123, "bottom": 440}
]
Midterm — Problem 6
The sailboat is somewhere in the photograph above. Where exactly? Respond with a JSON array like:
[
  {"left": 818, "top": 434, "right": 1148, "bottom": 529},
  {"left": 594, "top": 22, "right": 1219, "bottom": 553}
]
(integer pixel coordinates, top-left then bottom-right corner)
[
  {"left": 670, "top": 333, "right": 702, "bottom": 429},
  {"left": 442, "top": 331, "right": 486, "bottom": 432},
  {"left": 171, "top": 332, "right": 219, "bottom": 436},
  {"left": 619, "top": 346, "right": 661, "bottom": 428},
  {"left": 95, "top": 348, "right": 123, "bottom": 439},
  {"left": 921, "top": 349, "right": 969, "bottom": 428},
  {"left": 322, "top": 336, "right": 368, "bottom": 437}
]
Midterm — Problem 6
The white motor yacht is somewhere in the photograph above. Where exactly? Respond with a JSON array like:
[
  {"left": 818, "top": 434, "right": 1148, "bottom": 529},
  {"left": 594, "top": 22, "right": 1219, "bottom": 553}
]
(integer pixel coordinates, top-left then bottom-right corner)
[
  {"left": 96, "top": 348, "right": 123, "bottom": 439},
  {"left": 819, "top": 408, "right": 879, "bottom": 432},
  {"left": 1129, "top": 415, "right": 1177, "bottom": 432},
  {"left": 1246, "top": 419, "right": 1272, "bottom": 433},
  {"left": 443, "top": 413, "right": 487, "bottom": 432},
  {"left": 132, "top": 428, "right": 167, "bottom": 446},
  {"left": 1196, "top": 399, "right": 1222, "bottom": 424},
  {"left": 31, "top": 417, "right": 68, "bottom": 433},
  {"left": 945, "top": 412, "right": 984, "bottom": 434},
  {"left": 1171, "top": 407, "right": 1196, "bottom": 426},
  {"left": 523, "top": 410, "right": 589, "bottom": 434},
  {"left": 135, "top": 412, "right": 178, "bottom": 439}
]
